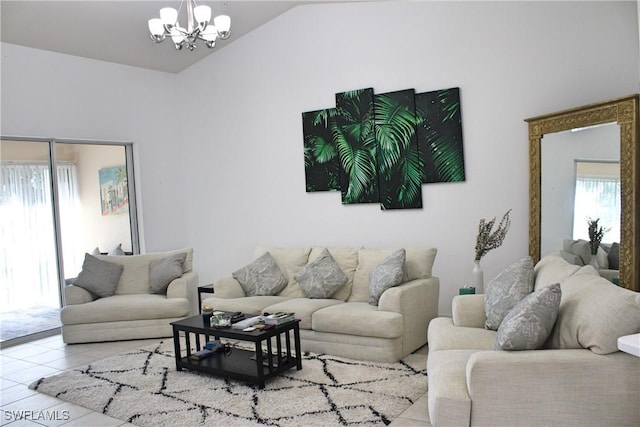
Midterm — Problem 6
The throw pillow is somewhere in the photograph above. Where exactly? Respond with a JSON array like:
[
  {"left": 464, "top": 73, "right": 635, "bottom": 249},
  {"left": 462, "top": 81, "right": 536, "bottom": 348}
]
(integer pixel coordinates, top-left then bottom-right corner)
[
  {"left": 74, "top": 253, "right": 124, "bottom": 298},
  {"left": 484, "top": 257, "right": 534, "bottom": 330},
  {"left": 369, "top": 249, "right": 406, "bottom": 306},
  {"left": 562, "top": 239, "right": 591, "bottom": 265},
  {"left": 607, "top": 242, "right": 620, "bottom": 270},
  {"left": 233, "top": 252, "right": 288, "bottom": 296},
  {"left": 91, "top": 247, "right": 101, "bottom": 256},
  {"left": 295, "top": 249, "right": 348, "bottom": 299},
  {"left": 149, "top": 252, "right": 187, "bottom": 294},
  {"left": 109, "top": 243, "right": 125, "bottom": 256},
  {"left": 495, "top": 283, "right": 562, "bottom": 351}
]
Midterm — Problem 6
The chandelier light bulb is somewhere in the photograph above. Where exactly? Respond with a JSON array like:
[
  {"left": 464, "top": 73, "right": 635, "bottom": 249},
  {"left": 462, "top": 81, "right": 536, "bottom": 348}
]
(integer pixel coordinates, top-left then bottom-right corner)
[
  {"left": 213, "top": 15, "right": 231, "bottom": 39},
  {"left": 201, "top": 26, "right": 218, "bottom": 42},
  {"left": 160, "top": 7, "right": 178, "bottom": 26},
  {"left": 194, "top": 5, "right": 211, "bottom": 29},
  {"left": 170, "top": 28, "right": 185, "bottom": 50},
  {"left": 148, "top": 19, "right": 165, "bottom": 40}
]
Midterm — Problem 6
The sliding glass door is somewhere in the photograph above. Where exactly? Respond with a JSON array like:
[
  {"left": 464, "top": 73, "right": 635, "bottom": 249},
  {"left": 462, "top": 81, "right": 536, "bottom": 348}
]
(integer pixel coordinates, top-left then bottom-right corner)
[{"left": 0, "top": 138, "right": 139, "bottom": 344}]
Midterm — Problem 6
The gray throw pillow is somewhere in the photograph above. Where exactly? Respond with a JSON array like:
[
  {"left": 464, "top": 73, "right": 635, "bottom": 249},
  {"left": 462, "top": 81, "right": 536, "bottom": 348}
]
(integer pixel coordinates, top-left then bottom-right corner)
[
  {"left": 369, "top": 249, "right": 406, "bottom": 306},
  {"left": 484, "top": 257, "right": 534, "bottom": 330},
  {"left": 495, "top": 283, "right": 561, "bottom": 351},
  {"left": 608, "top": 242, "right": 620, "bottom": 270},
  {"left": 149, "top": 252, "right": 187, "bottom": 294},
  {"left": 233, "top": 252, "right": 288, "bottom": 296},
  {"left": 74, "top": 253, "right": 124, "bottom": 298},
  {"left": 295, "top": 249, "right": 348, "bottom": 299}
]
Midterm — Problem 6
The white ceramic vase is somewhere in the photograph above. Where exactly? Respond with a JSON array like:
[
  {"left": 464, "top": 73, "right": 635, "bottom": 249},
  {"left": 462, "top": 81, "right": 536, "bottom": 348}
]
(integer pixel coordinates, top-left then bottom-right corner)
[
  {"left": 472, "top": 260, "right": 484, "bottom": 294},
  {"left": 589, "top": 256, "right": 599, "bottom": 269}
]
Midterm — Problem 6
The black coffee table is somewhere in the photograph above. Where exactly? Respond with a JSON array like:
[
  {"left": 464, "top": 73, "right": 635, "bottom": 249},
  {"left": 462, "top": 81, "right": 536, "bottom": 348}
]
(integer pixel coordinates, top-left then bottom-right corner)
[{"left": 171, "top": 314, "right": 302, "bottom": 389}]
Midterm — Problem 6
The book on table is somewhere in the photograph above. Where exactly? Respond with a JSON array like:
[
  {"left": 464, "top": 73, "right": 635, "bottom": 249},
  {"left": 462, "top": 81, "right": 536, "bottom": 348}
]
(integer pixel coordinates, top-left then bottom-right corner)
[{"left": 264, "top": 312, "right": 295, "bottom": 325}]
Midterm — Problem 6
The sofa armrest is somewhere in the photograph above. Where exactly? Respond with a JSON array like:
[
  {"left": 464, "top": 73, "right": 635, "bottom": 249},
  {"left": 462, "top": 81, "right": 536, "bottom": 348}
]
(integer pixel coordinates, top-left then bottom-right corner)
[
  {"left": 212, "top": 277, "right": 246, "bottom": 298},
  {"left": 379, "top": 277, "right": 440, "bottom": 355},
  {"left": 64, "top": 285, "right": 95, "bottom": 305},
  {"left": 466, "top": 350, "right": 640, "bottom": 426},
  {"left": 167, "top": 271, "right": 199, "bottom": 300},
  {"left": 452, "top": 294, "right": 486, "bottom": 328}
]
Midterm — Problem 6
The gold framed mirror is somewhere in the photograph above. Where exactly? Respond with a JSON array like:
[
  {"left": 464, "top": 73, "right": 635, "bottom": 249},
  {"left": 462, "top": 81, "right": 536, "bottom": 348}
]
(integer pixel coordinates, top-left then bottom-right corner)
[{"left": 526, "top": 94, "right": 639, "bottom": 291}]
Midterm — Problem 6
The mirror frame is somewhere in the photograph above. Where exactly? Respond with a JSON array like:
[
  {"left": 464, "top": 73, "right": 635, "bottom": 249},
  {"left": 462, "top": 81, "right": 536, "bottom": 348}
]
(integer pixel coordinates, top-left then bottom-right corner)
[{"left": 526, "top": 94, "right": 639, "bottom": 291}]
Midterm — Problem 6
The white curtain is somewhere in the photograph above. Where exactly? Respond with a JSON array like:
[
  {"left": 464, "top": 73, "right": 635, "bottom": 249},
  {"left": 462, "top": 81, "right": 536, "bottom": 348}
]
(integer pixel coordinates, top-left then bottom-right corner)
[
  {"left": 572, "top": 175, "right": 621, "bottom": 244},
  {"left": 0, "top": 162, "right": 82, "bottom": 309}
]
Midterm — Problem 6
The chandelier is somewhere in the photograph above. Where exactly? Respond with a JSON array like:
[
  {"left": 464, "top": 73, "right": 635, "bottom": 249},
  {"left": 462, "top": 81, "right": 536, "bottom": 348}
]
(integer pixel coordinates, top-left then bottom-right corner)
[{"left": 147, "top": 0, "right": 231, "bottom": 51}]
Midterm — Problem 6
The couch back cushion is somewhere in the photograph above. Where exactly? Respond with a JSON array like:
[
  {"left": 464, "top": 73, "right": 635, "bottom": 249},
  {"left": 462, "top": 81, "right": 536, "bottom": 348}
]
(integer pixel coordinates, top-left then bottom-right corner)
[
  {"left": 307, "top": 247, "right": 359, "bottom": 301},
  {"left": 98, "top": 247, "right": 193, "bottom": 295},
  {"left": 253, "top": 247, "right": 311, "bottom": 298},
  {"left": 349, "top": 247, "right": 437, "bottom": 302},
  {"left": 546, "top": 265, "right": 640, "bottom": 354},
  {"left": 534, "top": 252, "right": 580, "bottom": 291}
]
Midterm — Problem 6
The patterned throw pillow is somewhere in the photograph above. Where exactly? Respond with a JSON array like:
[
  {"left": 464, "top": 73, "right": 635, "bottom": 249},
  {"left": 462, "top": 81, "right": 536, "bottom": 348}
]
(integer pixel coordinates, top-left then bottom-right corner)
[
  {"left": 484, "top": 257, "right": 534, "bottom": 330},
  {"left": 233, "top": 252, "right": 288, "bottom": 296},
  {"left": 369, "top": 249, "right": 406, "bottom": 306},
  {"left": 295, "top": 249, "right": 348, "bottom": 299},
  {"left": 149, "top": 252, "right": 187, "bottom": 294},
  {"left": 495, "top": 283, "right": 561, "bottom": 350},
  {"left": 74, "top": 253, "right": 124, "bottom": 298}
]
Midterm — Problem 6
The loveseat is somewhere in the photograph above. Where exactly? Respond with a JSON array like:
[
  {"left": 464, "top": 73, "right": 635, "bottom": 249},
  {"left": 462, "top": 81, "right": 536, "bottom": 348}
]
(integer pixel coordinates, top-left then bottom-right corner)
[
  {"left": 426, "top": 252, "right": 640, "bottom": 427},
  {"left": 202, "top": 246, "right": 440, "bottom": 362},
  {"left": 61, "top": 248, "right": 198, "bottom": 344}
]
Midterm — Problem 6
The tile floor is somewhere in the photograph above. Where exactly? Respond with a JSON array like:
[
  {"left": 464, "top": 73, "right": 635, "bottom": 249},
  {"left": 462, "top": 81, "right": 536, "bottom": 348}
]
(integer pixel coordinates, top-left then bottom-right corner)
[{"left": 0, "top": 334, "right": 431, "bottom": 426}]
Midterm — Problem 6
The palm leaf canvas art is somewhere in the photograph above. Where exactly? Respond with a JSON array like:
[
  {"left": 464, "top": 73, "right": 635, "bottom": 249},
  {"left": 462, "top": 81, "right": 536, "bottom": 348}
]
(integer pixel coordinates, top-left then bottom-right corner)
[
  {"left": 335, "top": 89, "right": 379, "bottom": 204},
  {"left": 374, "top": 89, "right": 423, "bottom": 209},
  {"left": 302, "top": 108, "right": 341, "bottom": 192},
  {"left": 415, "top": 88, "right": 465, "bottom": 183},
  {"left": 301, "top": 86, "right": 465, "bottom": 209}
]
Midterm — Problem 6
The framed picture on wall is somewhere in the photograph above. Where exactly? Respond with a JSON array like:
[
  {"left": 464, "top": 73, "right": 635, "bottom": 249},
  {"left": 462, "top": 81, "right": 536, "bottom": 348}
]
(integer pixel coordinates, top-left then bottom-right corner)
[{"left": 99, "top": 165, "right": 129, "bottom": 216}]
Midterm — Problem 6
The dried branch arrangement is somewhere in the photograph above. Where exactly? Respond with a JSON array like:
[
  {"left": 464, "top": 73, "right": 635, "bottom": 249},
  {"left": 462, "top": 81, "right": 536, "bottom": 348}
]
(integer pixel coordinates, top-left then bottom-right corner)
[{"left": 475, "top": 209, "right": 512, "bottom": 261}]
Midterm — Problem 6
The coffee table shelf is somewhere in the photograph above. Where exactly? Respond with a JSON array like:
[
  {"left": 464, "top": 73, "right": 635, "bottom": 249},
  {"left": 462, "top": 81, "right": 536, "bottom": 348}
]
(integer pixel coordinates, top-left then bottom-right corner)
[{"left": 171, "top": 315, "right": 302, "bottom": 389}]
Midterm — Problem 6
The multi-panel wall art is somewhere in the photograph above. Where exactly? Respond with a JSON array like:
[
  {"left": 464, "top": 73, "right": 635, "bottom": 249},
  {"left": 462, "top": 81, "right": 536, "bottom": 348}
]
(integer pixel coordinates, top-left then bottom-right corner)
[{"left": 302, "top": 87, "right": 465, "bottom": 209}]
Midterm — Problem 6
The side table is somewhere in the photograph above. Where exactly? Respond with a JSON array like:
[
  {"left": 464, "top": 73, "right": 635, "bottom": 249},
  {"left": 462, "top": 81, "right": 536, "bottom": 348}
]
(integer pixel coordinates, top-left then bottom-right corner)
[
  {"left": 197, "top": 284, "right": 215, "bottom": 312},
  {"left": 617, "top": 333, "right": 640, "bottom": 357}
]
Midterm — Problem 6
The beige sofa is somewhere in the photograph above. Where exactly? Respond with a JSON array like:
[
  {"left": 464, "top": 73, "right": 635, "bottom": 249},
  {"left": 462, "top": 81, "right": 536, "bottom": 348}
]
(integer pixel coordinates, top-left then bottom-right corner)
[
  {"left": 426, "top": 252, "right": 640, "bottom": 427},
  {"left": 61, "top": 248, "right": 198, "bottom": 344},
  {"left": 203, "top": 246, "right": 440, "bottom": 362}
]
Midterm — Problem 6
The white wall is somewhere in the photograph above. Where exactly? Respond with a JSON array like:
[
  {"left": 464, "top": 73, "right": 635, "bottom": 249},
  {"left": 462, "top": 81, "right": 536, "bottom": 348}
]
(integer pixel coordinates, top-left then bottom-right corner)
[{"left": 1, "top": 1, "right": 639, "bottom": 315}]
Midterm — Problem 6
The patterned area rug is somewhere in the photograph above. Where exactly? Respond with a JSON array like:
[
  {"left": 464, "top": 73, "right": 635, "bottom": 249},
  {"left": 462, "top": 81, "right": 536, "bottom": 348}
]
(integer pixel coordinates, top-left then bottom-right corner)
[{"left": 30, "top": 340, "right": 427, "bottom": 426}]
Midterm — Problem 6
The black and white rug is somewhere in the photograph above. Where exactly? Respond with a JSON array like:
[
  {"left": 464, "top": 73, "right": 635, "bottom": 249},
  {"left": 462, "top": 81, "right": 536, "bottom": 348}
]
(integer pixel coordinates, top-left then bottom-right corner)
[{"left": 30, "top": 340, "right": 427, "bottom": 426}]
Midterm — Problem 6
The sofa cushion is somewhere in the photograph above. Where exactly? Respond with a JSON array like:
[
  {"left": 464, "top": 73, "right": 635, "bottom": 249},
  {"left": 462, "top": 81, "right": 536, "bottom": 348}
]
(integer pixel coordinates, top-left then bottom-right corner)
[
  {"left": 60, "top": 294, "right": 189, "bottom": 325},
  {"left": 262, "top": 298, "right": 343, "bottom": 330},
  {"left": 149, "top": 252, "right": 187, "bottom": 294},
  {"left": 534, "top": 252, "right": 580, "bottom": 291},
  {"left": 312, "top": 302, "right": 403, "bottom": 339},
  {"left": 97, "top": 248, "right": 193, "bottom": 295},
  {"left": 254, "top": 247, "right": 311, "bottom": 298},
  {"left": 233, "top": 252, "right": 288, "bottom": 296},
  {"left": 74, "top": 253, "right": 124, "bottom": 298},
  {"left": 427, "top": 349, "right": 475, "bottom": 427},
  {"left": 495, "top": 283, "right": 561, "bottom": 351},
  {"left": 369, "top": 249, "right": 406, "bottom": 306},
  {"left": 484, "top": 257, "right": 534, "bottom": 330},
  {"left": 547, "top": 267, "right": 640, "bottom": 354},
  {"left": 308, "top": 247, "right": 359, "bottom": 301},
  {"left": 295, "top": 249, "right": 348, "bottom": 299}
]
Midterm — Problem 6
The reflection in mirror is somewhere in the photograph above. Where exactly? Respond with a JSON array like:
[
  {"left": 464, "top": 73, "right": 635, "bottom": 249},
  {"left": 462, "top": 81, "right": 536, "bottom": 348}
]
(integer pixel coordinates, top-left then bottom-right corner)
[
  {"left": 540, "top": 123, "right": 620, "bottom": 257},
  {"left": 527, "top": 94, "right": 639, "bottom": 292}
]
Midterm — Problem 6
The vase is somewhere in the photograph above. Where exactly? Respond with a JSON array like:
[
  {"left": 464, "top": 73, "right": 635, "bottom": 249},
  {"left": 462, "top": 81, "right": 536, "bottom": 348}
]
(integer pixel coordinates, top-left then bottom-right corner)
[
  {"left": 472, "top": 260, "right": 484, "bottom": 294},
  {"left": 589, "top": 256, "right": 599, "bottom": 269}
]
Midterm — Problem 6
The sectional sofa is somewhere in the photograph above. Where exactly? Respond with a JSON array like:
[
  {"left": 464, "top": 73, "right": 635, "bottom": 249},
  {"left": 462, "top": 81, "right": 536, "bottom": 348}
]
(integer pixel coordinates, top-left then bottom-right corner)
[{"left": 202, "top": 246, "right": 440, "bottom": 362}]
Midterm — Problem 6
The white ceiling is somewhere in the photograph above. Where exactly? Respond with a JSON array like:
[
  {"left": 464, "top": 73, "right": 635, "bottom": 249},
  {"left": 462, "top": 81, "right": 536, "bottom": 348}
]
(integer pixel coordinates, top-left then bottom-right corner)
[{"left": 0, "top": 1, "right": 316, "bottom": 73}]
